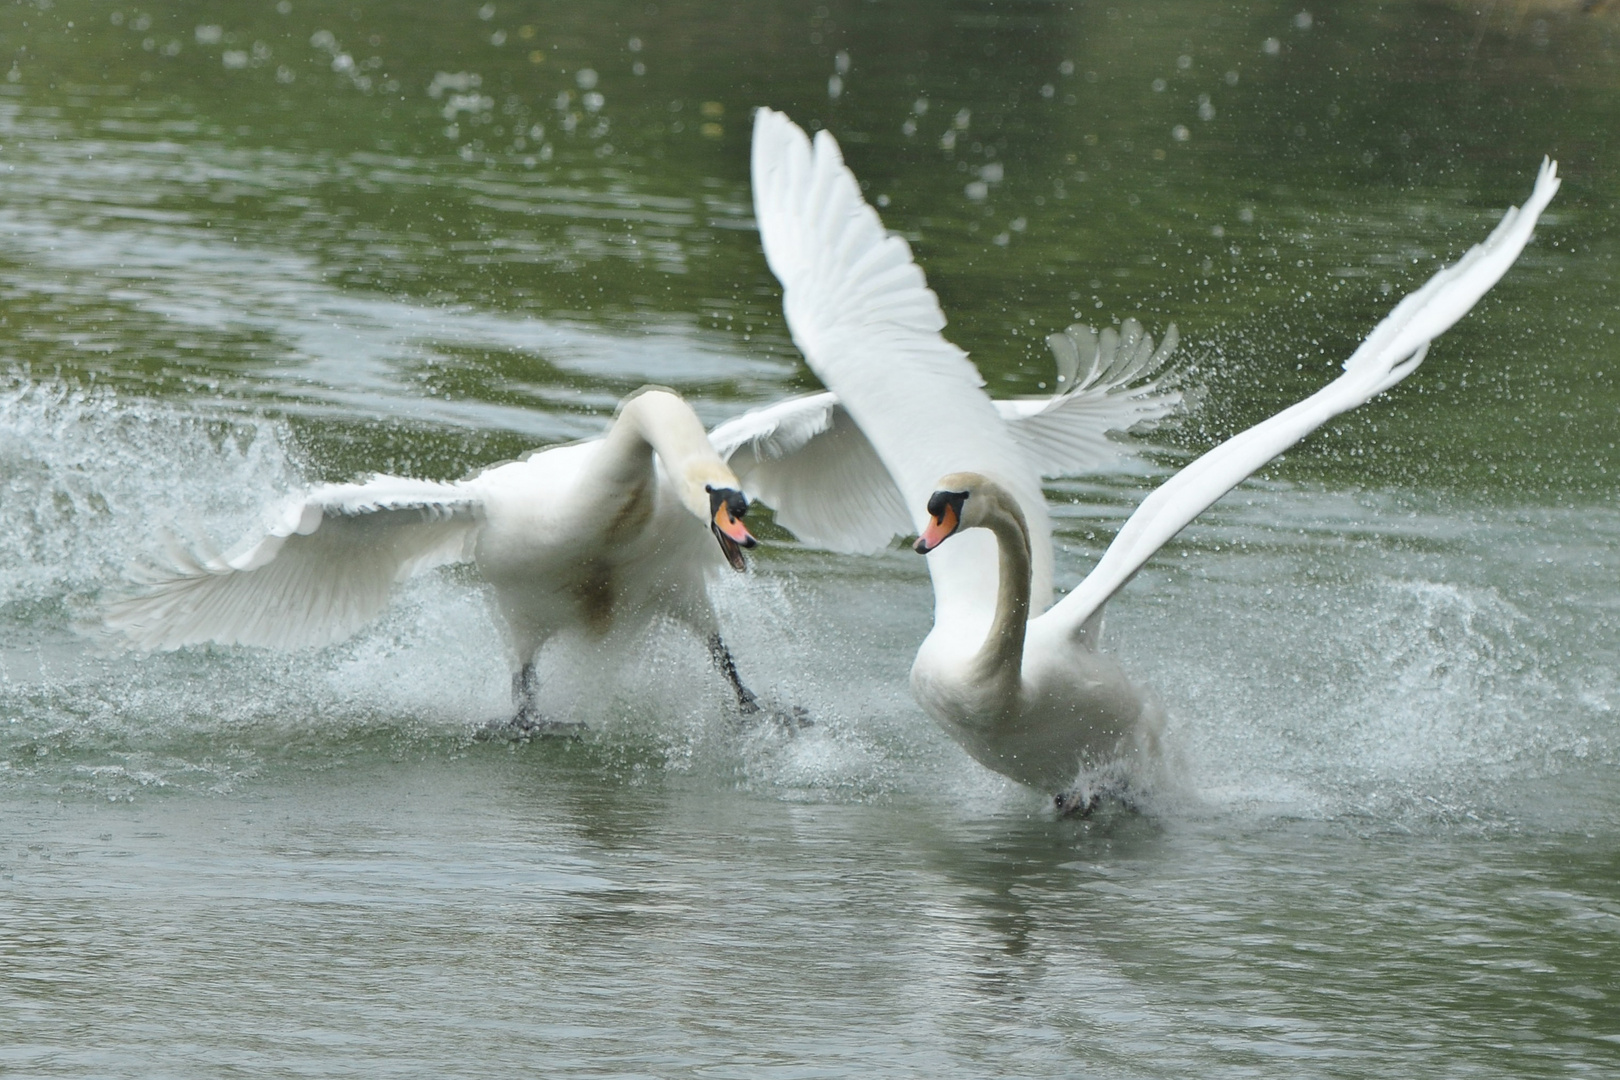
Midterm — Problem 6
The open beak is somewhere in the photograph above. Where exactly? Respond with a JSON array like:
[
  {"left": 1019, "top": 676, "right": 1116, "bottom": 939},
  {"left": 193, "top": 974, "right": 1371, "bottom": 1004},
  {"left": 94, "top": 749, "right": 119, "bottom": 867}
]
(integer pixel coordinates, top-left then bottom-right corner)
[
  {"left": 913, "top": 490, "right": 968, "bottom": 554},
  {"left": 707, "top": 485, "right": 757, "bottom": 571}
]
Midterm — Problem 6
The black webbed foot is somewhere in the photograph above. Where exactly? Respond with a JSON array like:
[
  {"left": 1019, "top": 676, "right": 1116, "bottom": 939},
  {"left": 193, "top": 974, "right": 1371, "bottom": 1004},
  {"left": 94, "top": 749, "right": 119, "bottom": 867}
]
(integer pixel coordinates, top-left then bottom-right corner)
[
  {"left": 476, "top": 701, "right": 587, "bottom": 743},
  {"left": 734, "top": 698, "right": 813, "bottom": 732},
  {"left": 475, "top": 717, "right": 589, "bottom": 743}
]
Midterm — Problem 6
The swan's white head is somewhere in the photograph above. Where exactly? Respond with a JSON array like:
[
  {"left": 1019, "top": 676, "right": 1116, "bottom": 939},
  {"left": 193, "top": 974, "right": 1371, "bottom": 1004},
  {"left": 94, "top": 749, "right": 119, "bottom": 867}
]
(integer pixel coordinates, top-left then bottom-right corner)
[
  {"left": 705, "top": 484, "right": 757, "bottom": 571},
  {"left": 912, "top": 470, "right": 989, "bottom": 554}
]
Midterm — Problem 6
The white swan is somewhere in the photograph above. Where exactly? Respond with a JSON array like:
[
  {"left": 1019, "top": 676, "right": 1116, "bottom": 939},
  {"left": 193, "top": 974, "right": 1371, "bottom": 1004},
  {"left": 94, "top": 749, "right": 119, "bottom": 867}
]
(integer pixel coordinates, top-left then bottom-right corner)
[
  {"left": 103, "top": 247, "right": 1184, "bottom": 732},
  {"left": 749, "top": 107, "right": 1560, "bottom": 807},
  {"left": 105, "top": 386, "right": 764, "bottom": 726}
]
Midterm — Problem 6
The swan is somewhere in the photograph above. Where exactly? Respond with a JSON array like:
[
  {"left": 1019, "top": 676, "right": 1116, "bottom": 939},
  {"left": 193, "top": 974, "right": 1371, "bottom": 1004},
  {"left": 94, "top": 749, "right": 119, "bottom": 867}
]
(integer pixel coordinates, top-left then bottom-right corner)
[
  {"left": 104, "top": 386, "right": 765, "bottom": 728},
  {"left": 748, "top": 107, "right": 1559, "bottom": 809},
  {"left": 103, "top": 232, "right": 1184, "bottom": 732}
]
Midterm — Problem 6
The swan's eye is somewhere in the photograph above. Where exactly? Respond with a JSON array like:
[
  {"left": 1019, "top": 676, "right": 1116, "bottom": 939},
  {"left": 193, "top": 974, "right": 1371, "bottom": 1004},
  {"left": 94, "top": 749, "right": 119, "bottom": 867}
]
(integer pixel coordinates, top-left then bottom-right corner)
[
  {"left": 926, "top": 489, "right": 969, "bottom": 522},
  {"left": 706, "top": 485, "right": 752, "bottom": 528}
]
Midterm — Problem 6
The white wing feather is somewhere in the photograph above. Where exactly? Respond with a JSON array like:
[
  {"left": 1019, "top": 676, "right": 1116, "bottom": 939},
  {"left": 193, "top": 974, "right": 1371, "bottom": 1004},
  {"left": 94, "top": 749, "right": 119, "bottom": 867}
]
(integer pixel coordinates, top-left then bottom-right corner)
[
  {"left": 1048, "top": 158, "right": 1560, "bottom": 640},
  {"left": 105, "top": 476, "right": 482, "bottom": 650},
  {"left": 1000, "top": 319, "right": 1184, "bottom": 476},
  {"left": 708, "top": 391, "right": 839, "bottom": 464},
  {"left": 710, "top": 356, "right": 1185, "bottom": 554},
  {"left": 709, "top": 392, "right": 911, "bottom": 553},
  {"left": 751, "top": 108, "right": 1055, "bottom": 611}
]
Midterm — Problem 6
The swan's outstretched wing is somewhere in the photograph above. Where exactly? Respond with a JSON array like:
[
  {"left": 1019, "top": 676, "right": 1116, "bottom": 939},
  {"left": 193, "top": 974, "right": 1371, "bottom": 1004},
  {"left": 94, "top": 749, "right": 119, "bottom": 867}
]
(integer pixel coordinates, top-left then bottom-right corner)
[
  {"left": 1001, "top": 319, "right": 1185, "bottom": 476},
  {"left": 709, "top": 392, "right": 911, "bottom": 554},
  {"left": 709, "top": 361, "right": 1180, "bottom": 554},
  {"left": 105, "top": 476, "right": 483, "bottom": 650},
  {"left": 751, "top": 107, "right": 1055, "bottom": 609},
  {"left": 1047, "top": 158, "right": 1560, "bottom": 641}
]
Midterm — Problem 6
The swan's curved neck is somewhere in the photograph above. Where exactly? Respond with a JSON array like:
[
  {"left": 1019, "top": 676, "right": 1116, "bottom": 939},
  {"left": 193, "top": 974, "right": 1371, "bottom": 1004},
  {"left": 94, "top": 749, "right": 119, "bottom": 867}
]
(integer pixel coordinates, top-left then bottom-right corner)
[
  {"left": 596, "top": 387, "right": 736, "bottom": 517},
  {"left": 966, "top": 488, "right": 1032, "bottom": 697}
]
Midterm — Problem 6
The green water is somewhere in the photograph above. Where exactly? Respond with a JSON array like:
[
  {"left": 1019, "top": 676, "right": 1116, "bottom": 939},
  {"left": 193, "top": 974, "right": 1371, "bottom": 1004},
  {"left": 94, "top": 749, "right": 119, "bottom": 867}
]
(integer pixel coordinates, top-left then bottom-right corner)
[{"left": 2, "top": 2, "right": 1618, "bottom": 1076}]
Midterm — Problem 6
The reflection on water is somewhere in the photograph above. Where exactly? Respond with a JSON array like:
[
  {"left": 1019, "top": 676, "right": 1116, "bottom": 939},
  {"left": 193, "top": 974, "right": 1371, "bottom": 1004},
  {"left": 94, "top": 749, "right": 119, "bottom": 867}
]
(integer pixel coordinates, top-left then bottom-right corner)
[
  {"left": 2, "top": 0, "right": 1618, "bottom": 1076},
  {"left": 6, "top": 773, "right": 1616, "bottom": 1077}
]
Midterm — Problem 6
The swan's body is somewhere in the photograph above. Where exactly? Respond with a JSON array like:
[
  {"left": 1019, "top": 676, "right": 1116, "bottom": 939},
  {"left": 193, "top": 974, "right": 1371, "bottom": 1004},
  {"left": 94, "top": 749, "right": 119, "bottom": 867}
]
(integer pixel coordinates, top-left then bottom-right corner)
[
  {"left": 750, "top": 107, "right": 1560, "bottom": 804},
  {"left": 909, "top": 477, "right": 1159, "bottom": 794},
  {"left": 106, "top": 387, "right": 762, "bottom": 722}
]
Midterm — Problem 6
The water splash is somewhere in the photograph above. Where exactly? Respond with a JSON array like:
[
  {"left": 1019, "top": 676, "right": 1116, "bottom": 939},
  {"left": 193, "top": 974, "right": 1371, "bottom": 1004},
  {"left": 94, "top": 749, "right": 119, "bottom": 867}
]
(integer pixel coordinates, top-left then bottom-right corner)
[{"left": 1, "top": 384, "right": 1613, "bottom": 825}]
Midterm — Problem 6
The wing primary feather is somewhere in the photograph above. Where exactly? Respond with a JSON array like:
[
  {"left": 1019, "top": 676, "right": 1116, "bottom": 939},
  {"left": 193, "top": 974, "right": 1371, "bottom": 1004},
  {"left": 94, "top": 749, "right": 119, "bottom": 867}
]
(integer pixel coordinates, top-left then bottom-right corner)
[
  {"left": 104, "top": 477, "right": 483, "bottom": 650},
  {"left": 1046, "top": 160, "right": 1558, "bottom": 642},
  {"left": 1000, "top": 318, "right": 1186, "bottom": 478}
]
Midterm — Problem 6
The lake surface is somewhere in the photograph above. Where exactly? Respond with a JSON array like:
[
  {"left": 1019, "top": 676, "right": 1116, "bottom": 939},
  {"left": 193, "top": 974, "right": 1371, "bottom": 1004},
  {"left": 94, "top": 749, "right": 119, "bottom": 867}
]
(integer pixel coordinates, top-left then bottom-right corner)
[{"left": 2, "top": 1, "right": 1618, "bottom": 1076}]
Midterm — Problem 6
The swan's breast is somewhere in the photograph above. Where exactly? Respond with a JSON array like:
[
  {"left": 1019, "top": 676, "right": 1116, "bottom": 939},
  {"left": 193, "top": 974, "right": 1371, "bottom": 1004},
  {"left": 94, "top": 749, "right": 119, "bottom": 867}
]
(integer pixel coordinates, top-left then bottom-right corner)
[{"left": 573, "top": 556, "right": 616, "bottom": 633}]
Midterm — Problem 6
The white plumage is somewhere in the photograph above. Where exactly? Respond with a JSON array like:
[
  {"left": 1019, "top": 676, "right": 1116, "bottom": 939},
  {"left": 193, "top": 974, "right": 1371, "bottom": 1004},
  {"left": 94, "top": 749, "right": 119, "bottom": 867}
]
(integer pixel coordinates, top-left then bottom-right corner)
[
  {"left": 107, "top": 388, "right": 766, "bottom": 723},
  {"left": 111, "top": 477, "right": 479, "bottom": 651},
  {"left": 706, "top": 318, "right": 1182, "bottom": 557},
  {"left": 749, "top": 106, "right": 1559, "bottom": 804},
  {"left": 104, "top": 114, "right": 1188, "bottom": 727}
]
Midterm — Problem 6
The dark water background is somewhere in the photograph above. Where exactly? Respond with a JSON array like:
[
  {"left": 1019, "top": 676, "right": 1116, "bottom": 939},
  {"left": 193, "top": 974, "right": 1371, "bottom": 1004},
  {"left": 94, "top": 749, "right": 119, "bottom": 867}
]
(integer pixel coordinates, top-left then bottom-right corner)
[{"left": 1, "top": 2, "right": 1618, "bottom": 1076}]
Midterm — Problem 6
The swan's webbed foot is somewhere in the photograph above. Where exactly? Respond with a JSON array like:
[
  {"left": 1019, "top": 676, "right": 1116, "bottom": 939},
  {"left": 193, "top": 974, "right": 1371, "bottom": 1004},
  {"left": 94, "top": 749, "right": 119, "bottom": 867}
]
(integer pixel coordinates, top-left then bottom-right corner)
[
  {"left": 1055, "top": 772, "right": 1143, "bottom": 817},
  {"left": 1055, "top": 789, "right": 1100, "bottom": 818},
  {"left": 777, "top": 703, "right": 813, "bottom": 729},
  {"left": 476, "top": 662, "right": 586, "bottom": 741},
  {"left": 747, "top": 701, "right": 814, "bottom": 731},
  {"left": 476, "top": 708, "right": 587, "bottom": 743}
]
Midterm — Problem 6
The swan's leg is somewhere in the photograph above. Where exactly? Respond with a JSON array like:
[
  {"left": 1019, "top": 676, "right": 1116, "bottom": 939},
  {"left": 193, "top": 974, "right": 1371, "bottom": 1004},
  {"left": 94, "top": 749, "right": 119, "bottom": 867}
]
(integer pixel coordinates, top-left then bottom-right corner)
[
  {"left": 665, "top": 584, "right": 765, "bottom": 716},
  {"left": 501, "top": 660, "right": 587, "bottom": 738},
  {"left": 511, "top": 662, "right": 542, "bottom": 727},
  {"left": 476, "top": 637, "right": 584, "bottom": 741},
  {"left": 677, "top": 590, "right": 808, "bottom": 726},
  {"left": 705, "top": 630, "right": 812, "bottom": 728},
  {"left": 476, "top": 663, "right": 548, "bottom": 741},
  {"left": 707, "top": 633, "right": 760, "bottom": 714},
  {"left": 478, "top": 602, "right": 581, "bottom": 738}
]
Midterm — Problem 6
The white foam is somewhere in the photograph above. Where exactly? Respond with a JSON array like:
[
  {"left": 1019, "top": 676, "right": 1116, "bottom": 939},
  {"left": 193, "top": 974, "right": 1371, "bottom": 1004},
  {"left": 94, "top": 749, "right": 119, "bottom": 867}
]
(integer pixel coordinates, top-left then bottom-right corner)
[{"left": 1, "top": 384, "right": 1613, "bottom": 824}]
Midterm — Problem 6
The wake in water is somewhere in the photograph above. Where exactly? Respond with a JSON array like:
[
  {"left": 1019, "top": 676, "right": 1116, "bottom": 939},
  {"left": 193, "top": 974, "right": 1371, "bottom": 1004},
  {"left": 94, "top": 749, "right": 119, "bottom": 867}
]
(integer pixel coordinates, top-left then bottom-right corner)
[
  {"left": 0, "top": 381, "right": 1614, "bottom": 825},
  {"left": 1086, "top": 484, "right": 1620, "bottom": 826},
  {"left": 0, "top": 381, "right": 972, "bottom": 805}
]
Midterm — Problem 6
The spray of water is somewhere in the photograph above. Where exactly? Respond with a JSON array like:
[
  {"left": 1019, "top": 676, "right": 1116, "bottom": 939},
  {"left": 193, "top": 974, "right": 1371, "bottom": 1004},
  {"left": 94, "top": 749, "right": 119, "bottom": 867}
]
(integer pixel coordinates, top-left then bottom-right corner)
[{"left": 1, "top": 383, "right": 1611, "bottom": 826}]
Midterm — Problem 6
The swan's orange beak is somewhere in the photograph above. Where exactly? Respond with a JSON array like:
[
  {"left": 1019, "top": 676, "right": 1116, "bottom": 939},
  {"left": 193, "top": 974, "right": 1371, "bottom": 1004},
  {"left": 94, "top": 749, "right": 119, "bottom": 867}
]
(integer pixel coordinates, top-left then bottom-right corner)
[
  {"left": 707, "top": 485, "right": 756, "bottom": 571},
  {"left": 913, "top": 490, "right": 968, "bottom": 554}
]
